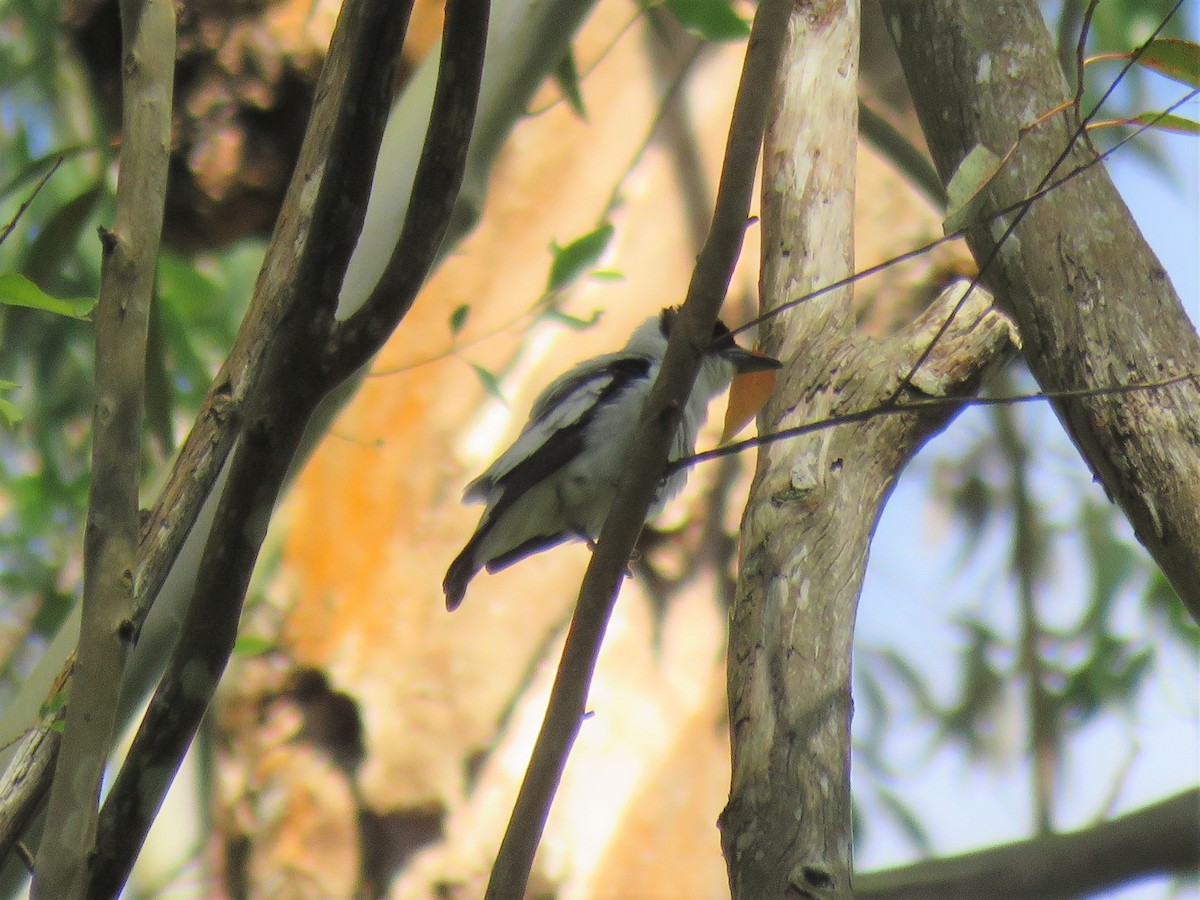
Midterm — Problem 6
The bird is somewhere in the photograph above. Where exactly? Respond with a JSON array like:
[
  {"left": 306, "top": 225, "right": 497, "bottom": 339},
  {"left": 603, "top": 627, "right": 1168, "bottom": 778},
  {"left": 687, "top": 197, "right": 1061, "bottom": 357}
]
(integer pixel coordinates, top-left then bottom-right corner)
[{"left": 443, "top": 306, "right": 782, "bottom": 610}]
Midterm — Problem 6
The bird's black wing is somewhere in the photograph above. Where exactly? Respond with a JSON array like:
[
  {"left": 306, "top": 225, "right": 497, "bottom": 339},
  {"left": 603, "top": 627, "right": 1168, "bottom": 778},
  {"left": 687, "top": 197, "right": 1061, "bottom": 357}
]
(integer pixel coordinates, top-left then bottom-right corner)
[
  {"left": 483, "top": 356, "right": 650, "bottom": 515},
  {"left": 464, "top": 355, "right": 652, "bottom": 507}
]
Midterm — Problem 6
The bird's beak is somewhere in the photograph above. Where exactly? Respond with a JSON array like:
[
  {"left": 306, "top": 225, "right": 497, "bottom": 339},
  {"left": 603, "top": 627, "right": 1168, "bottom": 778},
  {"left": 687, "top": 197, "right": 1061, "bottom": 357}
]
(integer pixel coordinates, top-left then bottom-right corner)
[
  {"left": 721, "top": 347, "right": 782, "bottom": 442},
  {"left": 725, "top": 346, "right": 783, "bottom": 374}
]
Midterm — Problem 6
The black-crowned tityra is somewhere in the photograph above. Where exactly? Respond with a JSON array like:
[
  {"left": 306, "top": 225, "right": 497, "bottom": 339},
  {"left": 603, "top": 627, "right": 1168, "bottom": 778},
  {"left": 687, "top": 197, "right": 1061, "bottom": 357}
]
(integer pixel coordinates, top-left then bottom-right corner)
[{"left": 443, "top": 307, "right": 782, "bottom": 610}]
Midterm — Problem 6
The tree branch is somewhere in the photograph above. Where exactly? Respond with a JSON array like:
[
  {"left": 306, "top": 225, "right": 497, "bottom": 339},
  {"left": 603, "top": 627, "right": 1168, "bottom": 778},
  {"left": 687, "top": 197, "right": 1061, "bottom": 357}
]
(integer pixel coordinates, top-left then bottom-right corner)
[
  {"left": 32, "top": 0, "right": 175, "bottom": 892},
  {"left": 130, "top": 0, "right": 417, "bottom": 637},
  {"left": 0, "top": 0, "right": 408, "bottom": 865},
  {"left": 882, "top": 0, "right": 1200, "bottom": 621},
  {"left": 483, "top": 1, "right": 795, "bottom": 895},
  {"left": 0, "top": 0, "right": 601, "bottom": 870},
  {"left": 723, "top": 246, "right": 1019, "bottom": 898},
  {"left": 82, "top": 0, "right": 487, "bottom": 892},
  {"left": 856, "top": 788, "right": 1200, "bottom": 900},
  {"left": 325, "top": 0, "right": 490, "bottom": 379}
]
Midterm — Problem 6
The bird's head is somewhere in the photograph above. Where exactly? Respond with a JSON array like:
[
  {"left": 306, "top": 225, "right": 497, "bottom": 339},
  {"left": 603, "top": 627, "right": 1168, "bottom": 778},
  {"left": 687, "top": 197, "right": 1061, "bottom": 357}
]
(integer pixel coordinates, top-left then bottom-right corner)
[{"left": 639, "top": 306, "right": 782, "bottom": 376}]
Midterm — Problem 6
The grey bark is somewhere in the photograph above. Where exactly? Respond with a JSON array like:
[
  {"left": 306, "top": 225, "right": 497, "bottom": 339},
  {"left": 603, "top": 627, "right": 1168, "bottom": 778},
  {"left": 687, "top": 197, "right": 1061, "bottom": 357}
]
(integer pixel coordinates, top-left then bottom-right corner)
[
  {"left": 34, "top": 0, "right": 175, "bottom": 892},
  {"left": 719, "top": 3, "right": 1020, "bottom": 897},
  {"left": 882, "top": 0, "right": 1200, "bottom": 620}
]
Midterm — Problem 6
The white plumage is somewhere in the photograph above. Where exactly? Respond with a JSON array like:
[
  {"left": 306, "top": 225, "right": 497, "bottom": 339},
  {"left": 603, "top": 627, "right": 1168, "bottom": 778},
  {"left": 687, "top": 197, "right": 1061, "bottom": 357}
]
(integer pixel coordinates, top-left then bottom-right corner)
[{"left": 444, "top": 308, "right": 780, "bottom": 610}]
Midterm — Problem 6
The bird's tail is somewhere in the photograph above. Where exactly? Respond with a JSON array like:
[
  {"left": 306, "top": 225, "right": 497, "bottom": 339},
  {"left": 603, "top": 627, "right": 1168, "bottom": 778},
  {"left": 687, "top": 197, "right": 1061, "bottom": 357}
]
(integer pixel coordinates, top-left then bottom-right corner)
[{"left": 444, "top": 538, "right": 481, "bottom": 611}]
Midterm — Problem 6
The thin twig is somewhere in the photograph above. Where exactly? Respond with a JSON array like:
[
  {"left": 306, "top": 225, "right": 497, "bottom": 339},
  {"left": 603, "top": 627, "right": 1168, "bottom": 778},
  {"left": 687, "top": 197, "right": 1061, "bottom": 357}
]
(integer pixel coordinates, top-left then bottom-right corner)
[
  {"left": 1072, "top": 0, "right": 1102, "bottom": 124},
  {"left": 524, "top": 8, "right": 642, "bottom": 118},
  {"left": 0, "top": 157, "right": 62, "bottom": 248},
  {"left": 672, "top": 372, "right": 1199, "bottom": 473},
  {"left": 731, "top": 79, "right": 1196, "bottom": 343},
  {"left": 484, "top": 1, "right": 793, "bottom": 895}
]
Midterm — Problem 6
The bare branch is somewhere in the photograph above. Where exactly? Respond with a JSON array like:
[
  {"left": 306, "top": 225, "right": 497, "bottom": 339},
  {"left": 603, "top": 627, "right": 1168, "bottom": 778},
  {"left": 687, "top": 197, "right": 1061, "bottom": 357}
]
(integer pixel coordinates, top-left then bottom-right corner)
[
  {"left": 735, "top": 75, "right": 1196, "bottom": 344},
  {"left": 673, "top": 371, "right": 1199, "bottom": 472},
  {"left": 325, "top": 0, "right": 491, "bottom": 380},
  {"left": 483, "top": 1, "right": 796, "bottom": 896},
  {"left": 32, "top": 0, "right": 175, "bottom": 892},
  {"left": 130, "top": 0, "right": 419, "bottom": 635},
  {"left": 0, "top": 697, "right": 65, "bottom": 863},
  {"left": 0, "top": 0, "right": 598, "bottom": 866},
  {"left": 0, "top": 0, "right": 411, "bottom": 861},
  {"left": 856, "top": 788, "right": 1200, "bottom": 900}
]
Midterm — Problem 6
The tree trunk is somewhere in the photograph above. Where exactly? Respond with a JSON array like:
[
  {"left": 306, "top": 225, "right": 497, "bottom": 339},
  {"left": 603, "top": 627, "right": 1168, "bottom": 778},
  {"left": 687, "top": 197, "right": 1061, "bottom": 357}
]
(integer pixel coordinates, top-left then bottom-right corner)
[
  {"left": 718, "top": 2, "right": 1020, "bottom": 896},
  {"left": 883, "top": 0, "right": 1200, "bottom": 620}
]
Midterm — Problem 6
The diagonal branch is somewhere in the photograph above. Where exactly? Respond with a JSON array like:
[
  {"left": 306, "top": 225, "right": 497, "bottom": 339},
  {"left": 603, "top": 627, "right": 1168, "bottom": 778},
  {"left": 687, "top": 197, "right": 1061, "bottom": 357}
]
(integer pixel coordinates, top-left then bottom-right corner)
[
  {"left": 31, "top": 0, "right": 175, "bottom": 893},
  {"left": 483, "top": 0, "right": 795, "bottom": 895},
  {"left": 84, "top": 0, "right": 488, "bottom": 892},
  {"left": 0, "top": 0, "right": 415, "bottom": 872}
]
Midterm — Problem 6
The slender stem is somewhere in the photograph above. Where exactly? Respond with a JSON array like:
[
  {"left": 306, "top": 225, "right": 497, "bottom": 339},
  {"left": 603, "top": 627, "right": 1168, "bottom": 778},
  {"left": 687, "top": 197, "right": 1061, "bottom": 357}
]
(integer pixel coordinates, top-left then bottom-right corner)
[{"left": 32, "top": 0, "right": 175, "bottom": 893}]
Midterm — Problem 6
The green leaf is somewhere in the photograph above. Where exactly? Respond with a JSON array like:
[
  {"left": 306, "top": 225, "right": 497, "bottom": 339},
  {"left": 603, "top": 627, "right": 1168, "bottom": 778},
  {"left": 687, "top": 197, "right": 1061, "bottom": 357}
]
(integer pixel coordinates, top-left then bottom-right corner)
[
  {"left": 876, "top": 648, "right": 940, "bottom": 719},
  {"left": 1144, "top": 572, "right": 1199, "bottom": 648},
  {"left": 547, "top": 223, "right": 615, "bottom": 293},
  {"left": 0, "top": 271, "right": 94, "bottom": 319},
  {"left": 1136, "top": 38, "right": 1200, "bottom": 88},
  {"left": 540, "top": 306, "right": 603, "bottom": 331},
  {"left": 665, "top": 0, "right": 750, "bottom": 42},
  {"left": 470, "top": 363, "right": 506, "bottom": 403},
  {"left": 233, "top": 634, "right": 276, "bottom": 657},
  {"left": 0, "top": 395, "right": 22, "bottom": 426},
  {"left": 449, "top": 304, "right": 470, "bottom": 335},
  {"left": 943, "top": 144, "right": 1001, "bottom": 233},
  {"left": 1079, "top": 501, "right": 1138, "bottom": 631},
  {"left": 39, "top": 683, "right": 69, "bottom": 719},
  {"left": 552, "top": 48, "right": 587, "bottom": 120},
  {"left": 941, "top": 619, "right": 1005, "bottom": 752},
  {"left": 1132, "top": 111, "right": 1200, "bottom": 134},
  {"left": 0, "top": 144, "right": 92, "bottom": 201}
]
